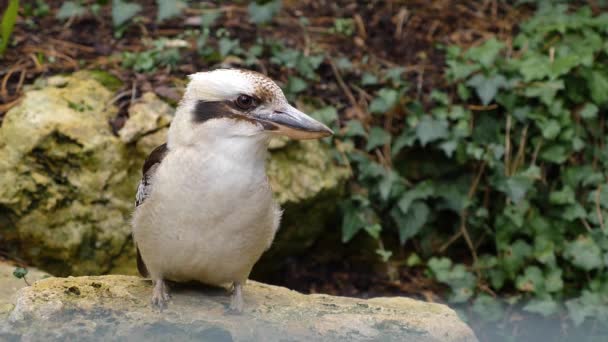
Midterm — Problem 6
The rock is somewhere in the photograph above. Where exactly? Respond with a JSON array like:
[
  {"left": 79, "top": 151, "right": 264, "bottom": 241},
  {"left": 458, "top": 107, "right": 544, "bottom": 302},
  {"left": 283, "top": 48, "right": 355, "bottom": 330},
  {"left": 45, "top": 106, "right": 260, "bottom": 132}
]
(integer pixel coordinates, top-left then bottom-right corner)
[
  {"left": 3, "top": 275, "right": 477, "bottom": 342},
  {"left": 118, "top": 92, "right": 172, "bottom": 143},
  {"left": 0, "top": 72, "right": 350, "bottom": 277},
  {"left": 0, "top": 261, "right": 50, "bottom": 316},
  {"left": 0, "top": 71, "right": 139, "bottom": 276}
]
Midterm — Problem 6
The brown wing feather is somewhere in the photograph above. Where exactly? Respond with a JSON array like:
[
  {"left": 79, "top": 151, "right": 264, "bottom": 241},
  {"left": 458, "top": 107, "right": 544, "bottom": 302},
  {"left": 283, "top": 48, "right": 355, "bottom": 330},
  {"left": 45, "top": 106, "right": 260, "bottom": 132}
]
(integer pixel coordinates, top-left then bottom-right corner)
[
  {"left": 136, "top": 244, "right": 149, "bottom": 277},
  {"left": 135, "top": 143, "right": 168, "bottom": 207}
]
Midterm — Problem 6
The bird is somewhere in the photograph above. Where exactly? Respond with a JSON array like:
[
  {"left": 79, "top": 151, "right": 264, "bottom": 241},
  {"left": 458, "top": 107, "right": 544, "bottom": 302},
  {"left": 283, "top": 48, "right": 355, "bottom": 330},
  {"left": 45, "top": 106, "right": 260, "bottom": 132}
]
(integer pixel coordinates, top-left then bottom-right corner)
[{"left": 131, "top": 69, "right": 333, "bottom": 312}]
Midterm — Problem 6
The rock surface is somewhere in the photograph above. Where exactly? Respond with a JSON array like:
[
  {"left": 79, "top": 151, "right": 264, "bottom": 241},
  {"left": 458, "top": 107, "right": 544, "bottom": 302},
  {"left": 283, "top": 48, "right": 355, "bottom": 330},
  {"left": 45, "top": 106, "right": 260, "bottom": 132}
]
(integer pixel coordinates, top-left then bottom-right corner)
[
  {"left": 0, "top": 262, "right": 49, "bottom": 315},
  {"left": 0, "top": 72, "right": 350, "bottom": 277},
  {"left": 2, "top": 275, "right": 477, "bottom": 342}
]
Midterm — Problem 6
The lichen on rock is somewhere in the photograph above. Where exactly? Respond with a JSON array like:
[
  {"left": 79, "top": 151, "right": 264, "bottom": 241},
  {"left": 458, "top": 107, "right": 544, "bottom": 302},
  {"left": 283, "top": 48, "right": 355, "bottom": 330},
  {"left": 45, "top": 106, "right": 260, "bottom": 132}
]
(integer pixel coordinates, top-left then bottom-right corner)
[{"left": 2, "top": 275, "right": 477, "bottom": 342}]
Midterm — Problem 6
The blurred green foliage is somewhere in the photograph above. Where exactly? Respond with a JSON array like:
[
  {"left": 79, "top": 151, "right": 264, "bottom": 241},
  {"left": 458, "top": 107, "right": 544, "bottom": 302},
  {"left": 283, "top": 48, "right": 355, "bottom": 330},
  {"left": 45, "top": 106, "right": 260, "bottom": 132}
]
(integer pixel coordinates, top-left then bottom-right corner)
[
  {"left": 0, "top": 0, "right": 19, "bottom": 56},
  {"left": 338, "top": 3, "right": 608, "bottom": 329}
]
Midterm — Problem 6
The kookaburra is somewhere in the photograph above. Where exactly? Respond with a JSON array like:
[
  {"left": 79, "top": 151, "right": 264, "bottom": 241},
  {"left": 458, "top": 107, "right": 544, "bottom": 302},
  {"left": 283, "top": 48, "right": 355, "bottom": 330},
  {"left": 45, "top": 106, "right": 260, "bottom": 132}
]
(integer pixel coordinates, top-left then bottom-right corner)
[{"left": 132, "top": 69, "right": 332, "bottom": 312}]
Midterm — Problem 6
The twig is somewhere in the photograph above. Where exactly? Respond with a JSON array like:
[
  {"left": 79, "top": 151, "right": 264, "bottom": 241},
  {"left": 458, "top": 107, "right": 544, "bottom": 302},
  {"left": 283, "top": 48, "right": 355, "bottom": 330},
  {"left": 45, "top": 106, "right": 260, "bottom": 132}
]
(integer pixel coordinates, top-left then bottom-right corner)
[
  {"left": 511, "top": 124, "right": 529, "bottom": 174},
  {"left": 596, "top": 186, "right": 605, "bottom": 231},
  {"left": 328, "top": 59, "right": 366, "bottom": 121},
  {"left": 505, "top": 114, "right": 512, "bottom": 176},
  {"left": 580, "top": 218, "right": 593, "bottom": 233},
  {"left": 439, "top": 161, "right": 486, "bottom": 262}
]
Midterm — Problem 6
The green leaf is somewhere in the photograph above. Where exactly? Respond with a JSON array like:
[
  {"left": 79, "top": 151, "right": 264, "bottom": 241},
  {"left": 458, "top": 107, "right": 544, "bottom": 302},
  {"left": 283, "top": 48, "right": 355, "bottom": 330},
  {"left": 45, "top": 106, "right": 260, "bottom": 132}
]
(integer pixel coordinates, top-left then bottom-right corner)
[
  {"left": 343, "top": 120, "right": 366, "bottom": 137},
  {"left": 341, "top": 201, "right": 366, "bottom": 243},
  {"left": 0, "top": 0, "right": 18, "bottom": 55},
  {"left": 472, "top": 295, "right": 504, "bottom": 322},
  {"left": 286, "top": 76, "right": 307, "bottom": 94},
  {"left": 248, "top": 0, "right": 281, "bottom": 24},
  {"left": 156, "top": 0, "right": 184, "bottom": 22},
  {"left": 199, "top": 11, "right": 220, "bottom": 28},
  {"left": 311, "top": 106, "right": 338, "bottom": 126},
  {"left": 397, "top": 181, "right": 434, "bottom": 213},
  {"left": 549, "top": 186, "right": 575, "bottom": 205},
  {"left": 501, "top": 169, "right": 538, "bottom": 203},
  {"left": 415, "top": 116, "right": 449, "bottom": 146},
  {"left": 369, "top": 88, "right": 400, "bottom": 114},
  {"left": 365, "top": 126, "right": 391, "bottom": 151},
  {"left": 523, "top": 80, "right": 564, "bottom": 106},
  {"left": 502, "top": 240, "right": 532, "bottom": 276},
  {"left": 361, "top": 73, "right": 378, "bottom": 85},
  {"left": 516, "top": 266, "right": 544, "bottom": 293},
  {"left": 540, "top": 144, "right": 569, "bottom": 163},
  {"left": 218, "top": 37, "right": 239, "bottom": 57},
  {"left": 465, "top": 38, "right": 505, "bottom": 68},
  {"left": 588, "top": 70, "right": 608, "bottom": 105},
  {"left": 56, "top": 1, "right": 86, "bottom": 20},
  {"left": 523, "top": 297, "right": 559, "bottom": 317},
  {"left": 467, "top": 74, "right": 508, "bottom": 105},
  {"left": 564, "top": 236, "right": 603, "bottom": 271},
  {"left": 112, "top": 0, "right": 142, "bottom": 27},
  {"left": 391, "top": 201, "right": 430, "bottom": 245},
  {"left": 580, "top": 103, "right": 598, "bottom": 120},
  {"left": 12, "top": 267, "right": 27, "bottom": 279},
  {"left": 539, "top": 119, "right": 560, "bottom": 140}
]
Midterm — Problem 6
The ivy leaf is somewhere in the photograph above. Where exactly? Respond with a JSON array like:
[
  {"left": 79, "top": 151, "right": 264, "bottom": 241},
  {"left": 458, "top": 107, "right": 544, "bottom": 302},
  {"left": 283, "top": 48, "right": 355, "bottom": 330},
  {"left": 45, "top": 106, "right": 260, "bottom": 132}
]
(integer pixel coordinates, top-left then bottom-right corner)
[
  {"left": 369, "top": 88, "right": 400, "bottom": 114},
  {"left": 539, "top": 119, "right": 561, "bottom": 140},
  {"left": 415, "top": 116, "right": 449, "bottom": 146},
  {"left": 540, "top": 144, "right": 569, "bottom": 163},
  {"left": 248, "top": 0, "right": 281, "bottom": 24},
  {"left": 397, "top": 181, "right": 434, "bottom": 213},
  {"left": 580, "top": 103, "right": 598, "bottom": 120},
  {"left": 523, "top": 297, "right": 559, "bottom": 317},
  {"left": 56, "top": 1, "right": 87, "bottom": 20},
  {"left": 472, "top": 295, "right": 504, "bottom": 323},
  {"left": 341, "top": 201, "right": 366, "bottom": 243},
  {"left": 343, "top": 120, "right": 366, "bottom": 137},
  {"left": 365, "top": 126, "right": 391, "bottom": 151},
  {"left": 112, "top": 0, "right": 142, "bottom": 27},
  {"left": 516, "top": 266, "right": 544, "bottom": 293},
  {"left": 391, "top": 201, "right": 430, "bottom": 245},
  {"left": 156, "top": 0, "right": 184, "bottom": 22},
  {"left": 549, "top": 186, "right": 575, "bottom": 205},
  {"left": 467, "top": 74, "right": 508, "bottom": 105},
  {"left": 311, "top": 106, "right": 338, "bottom": 126},
  {"left": 286, "top": 76, "right": 307, "bottom": 94},
  {"left": 218, "top": 38, "right": 239, "bottom": 57},
  {"left": 465, "top": 38, "right": 505, "bottom": 68},
  {"left": 588, "top": 69, "right": 608, "bottom": 105},
  {"left": 566, "top": 291, "right": 603, "bottom": 326},
  {"left": 502, "top": 240, "right": 532, "bottom": 276},
  {"left": 564, "top": 236, "right": 603, "bottom": 271}
]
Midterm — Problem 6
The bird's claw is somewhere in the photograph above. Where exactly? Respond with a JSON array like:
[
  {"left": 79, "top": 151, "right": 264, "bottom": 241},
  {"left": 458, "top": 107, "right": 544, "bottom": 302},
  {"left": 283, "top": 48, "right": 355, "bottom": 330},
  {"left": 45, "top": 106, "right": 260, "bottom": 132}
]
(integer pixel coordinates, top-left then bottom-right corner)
[
  {"left": 151, "top": 279, "right": 170, "bottom": 311},
  {"left": 227, "top": 281, "right": 244, "bottom": 314}
]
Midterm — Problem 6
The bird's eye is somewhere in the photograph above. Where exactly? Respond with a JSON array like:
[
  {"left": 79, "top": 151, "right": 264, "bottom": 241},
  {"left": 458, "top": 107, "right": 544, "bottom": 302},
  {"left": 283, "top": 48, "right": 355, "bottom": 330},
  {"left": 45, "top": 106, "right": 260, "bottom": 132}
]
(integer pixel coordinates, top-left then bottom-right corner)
[{"left": 235, "top": 95, "right": 256, "bottom": 110}]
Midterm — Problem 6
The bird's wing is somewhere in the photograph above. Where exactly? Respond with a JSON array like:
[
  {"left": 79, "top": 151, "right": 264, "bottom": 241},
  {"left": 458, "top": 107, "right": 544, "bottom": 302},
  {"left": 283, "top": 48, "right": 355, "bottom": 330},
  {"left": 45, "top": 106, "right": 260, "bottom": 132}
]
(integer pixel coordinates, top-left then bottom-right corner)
[
  {"left": 135, "top": 143, "right": 168, "bottom": 207},
  {"left": 134, "top": 143, "right": 168, "bottom": 278}
]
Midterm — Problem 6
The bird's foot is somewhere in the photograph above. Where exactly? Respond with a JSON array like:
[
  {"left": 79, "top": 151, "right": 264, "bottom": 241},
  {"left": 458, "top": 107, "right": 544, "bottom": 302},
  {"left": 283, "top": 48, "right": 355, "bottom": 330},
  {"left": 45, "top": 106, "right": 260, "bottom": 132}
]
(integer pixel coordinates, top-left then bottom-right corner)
[
  {"left": 227, "top": 281, "right": 243, "bottom": 314},
  {"left": 151, "top": 279, "right": 170, "bottom": 311}
]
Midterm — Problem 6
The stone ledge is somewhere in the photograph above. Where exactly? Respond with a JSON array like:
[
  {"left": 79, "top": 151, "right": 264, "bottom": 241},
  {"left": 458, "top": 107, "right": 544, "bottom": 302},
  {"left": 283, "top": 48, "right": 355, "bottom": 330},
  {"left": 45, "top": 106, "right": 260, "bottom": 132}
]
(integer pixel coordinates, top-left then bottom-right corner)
[{"left": 2, "top": 275, "right": 477, "bottom": 342}]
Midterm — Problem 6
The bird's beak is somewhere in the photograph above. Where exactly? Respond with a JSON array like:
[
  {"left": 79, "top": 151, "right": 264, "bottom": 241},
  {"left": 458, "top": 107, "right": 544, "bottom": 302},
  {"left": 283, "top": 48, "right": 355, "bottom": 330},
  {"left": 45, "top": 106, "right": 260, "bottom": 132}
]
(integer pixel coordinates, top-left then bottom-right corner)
[{"left": 254, "top": 105, "right": 333, "bottom": 140}]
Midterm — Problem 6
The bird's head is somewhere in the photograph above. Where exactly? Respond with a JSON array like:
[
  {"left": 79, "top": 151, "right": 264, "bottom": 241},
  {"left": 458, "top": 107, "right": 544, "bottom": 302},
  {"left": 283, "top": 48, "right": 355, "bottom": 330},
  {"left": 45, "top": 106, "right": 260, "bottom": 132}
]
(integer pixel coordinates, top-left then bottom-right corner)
[{"left": 169, "top": 69, "right": 332, "bottom": 147}]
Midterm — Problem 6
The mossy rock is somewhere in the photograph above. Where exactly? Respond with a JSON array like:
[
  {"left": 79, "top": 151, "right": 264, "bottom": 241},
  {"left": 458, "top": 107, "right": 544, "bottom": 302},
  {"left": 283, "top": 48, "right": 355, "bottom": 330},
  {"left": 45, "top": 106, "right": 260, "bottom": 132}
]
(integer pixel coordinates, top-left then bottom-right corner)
[{"left": 2, "top": 275, "right": 477, "bottom": 342}]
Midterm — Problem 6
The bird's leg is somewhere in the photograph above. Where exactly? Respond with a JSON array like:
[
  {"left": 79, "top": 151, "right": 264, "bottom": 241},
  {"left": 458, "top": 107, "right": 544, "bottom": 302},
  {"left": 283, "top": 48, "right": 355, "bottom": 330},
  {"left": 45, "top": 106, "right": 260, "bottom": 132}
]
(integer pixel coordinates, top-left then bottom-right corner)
[
  {"left": 151, "top": 278, "right": 170, "bottom": 310},
  {"left": 229, "top": 281, "right": 244, "bottom": 313}
]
